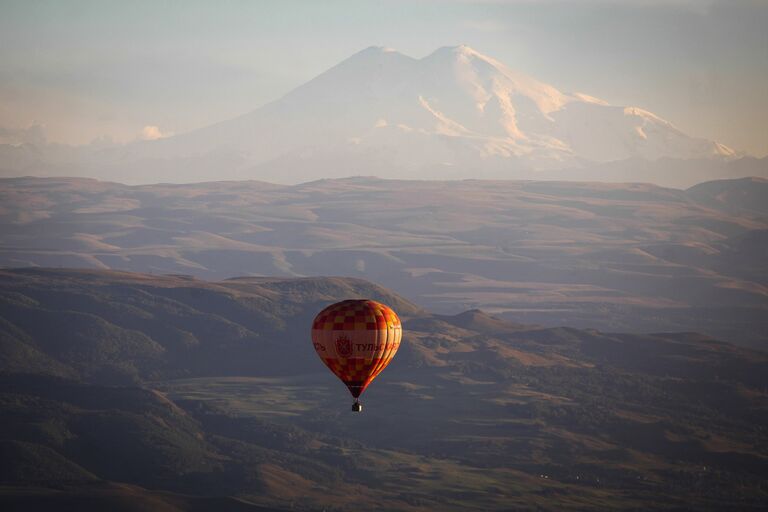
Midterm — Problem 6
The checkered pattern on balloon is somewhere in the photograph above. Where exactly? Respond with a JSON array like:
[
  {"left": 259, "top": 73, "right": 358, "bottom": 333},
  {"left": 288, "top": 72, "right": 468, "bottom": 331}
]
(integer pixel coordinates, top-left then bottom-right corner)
[{"left": 311, "top": 299, "right": 402, "bottom": 399}]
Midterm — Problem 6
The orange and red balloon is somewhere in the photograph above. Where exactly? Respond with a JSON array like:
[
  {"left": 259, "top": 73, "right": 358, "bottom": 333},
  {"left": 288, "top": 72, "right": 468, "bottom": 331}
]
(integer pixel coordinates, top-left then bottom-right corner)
[{"left": 311, "top": 299, "right": 402, "bottom": 402}]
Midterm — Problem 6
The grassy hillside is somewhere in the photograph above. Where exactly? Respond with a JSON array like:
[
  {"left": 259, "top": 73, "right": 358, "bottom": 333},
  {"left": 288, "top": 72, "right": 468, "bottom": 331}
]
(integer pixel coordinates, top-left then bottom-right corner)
[
  {"left": 0, "top": 268, "right": 420, "bottom": 382},
  {"left": 1, "top": 269, "right": 767, "bottom": 510}
]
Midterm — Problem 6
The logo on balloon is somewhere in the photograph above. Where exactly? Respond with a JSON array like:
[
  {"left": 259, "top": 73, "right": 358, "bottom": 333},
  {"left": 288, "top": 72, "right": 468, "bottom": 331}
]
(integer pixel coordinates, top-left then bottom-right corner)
[{"left": 335, "top": 335, "right": 353, "bottom": 357}]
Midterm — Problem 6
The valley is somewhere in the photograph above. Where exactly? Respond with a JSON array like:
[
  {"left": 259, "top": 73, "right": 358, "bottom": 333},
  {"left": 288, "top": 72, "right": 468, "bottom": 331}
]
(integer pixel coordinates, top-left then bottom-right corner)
[
  {"left": 1, "top": 269, "right": 767, "bottom": 510},
  {"left": 1, "top": 176, "right": 766, "bottom": 348}
]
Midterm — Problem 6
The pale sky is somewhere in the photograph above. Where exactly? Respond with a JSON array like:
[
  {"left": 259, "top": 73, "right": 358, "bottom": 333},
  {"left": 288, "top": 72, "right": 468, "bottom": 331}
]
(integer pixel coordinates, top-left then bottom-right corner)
[{"left": 1, "top": 0, "right": 766, "bottom": 156}]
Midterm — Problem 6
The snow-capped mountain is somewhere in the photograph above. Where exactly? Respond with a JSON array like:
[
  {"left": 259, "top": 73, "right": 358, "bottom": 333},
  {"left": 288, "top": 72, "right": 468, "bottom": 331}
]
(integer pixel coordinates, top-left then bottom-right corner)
[
  {"left": 136, "top": 45, "right": 735, "bottom": 181},
  {"left": 1, "top": 45, "right": 752, "bottom": 185}
]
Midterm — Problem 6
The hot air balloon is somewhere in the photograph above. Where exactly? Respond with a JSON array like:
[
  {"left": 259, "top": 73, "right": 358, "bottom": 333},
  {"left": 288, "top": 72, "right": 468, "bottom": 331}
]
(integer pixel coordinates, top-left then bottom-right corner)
[{"left": 311, "top": 299, "right": 402, "bottom": 412}]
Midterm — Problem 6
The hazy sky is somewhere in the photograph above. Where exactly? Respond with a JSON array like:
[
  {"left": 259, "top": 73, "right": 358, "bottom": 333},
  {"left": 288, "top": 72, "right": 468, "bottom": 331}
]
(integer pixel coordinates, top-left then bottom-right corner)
[{"left": 1, "top": 0, "right": 766, "bottom": 156}]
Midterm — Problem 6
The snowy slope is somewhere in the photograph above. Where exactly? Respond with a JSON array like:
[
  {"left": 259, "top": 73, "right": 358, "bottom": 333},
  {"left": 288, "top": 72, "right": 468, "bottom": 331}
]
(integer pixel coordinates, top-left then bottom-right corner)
[
  {"left": 139, "top": 45, "right": 732, "bottom": 176},
  {"left": 1, "top": 46, "right": 741, "bottom": 184}
]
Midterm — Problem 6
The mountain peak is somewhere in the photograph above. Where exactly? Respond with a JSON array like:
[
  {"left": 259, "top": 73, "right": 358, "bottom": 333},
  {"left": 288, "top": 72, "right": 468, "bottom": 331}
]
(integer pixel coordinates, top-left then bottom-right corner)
[
  {"left": 336, "top": 46, "right": 413, "bottom": 67},
  {"left": 426, "top": 44, "right": 497, "bottom": 64},
  {"left": 70, "top": 44, "right": 738, "bottom": 184},
  {"left": 359, "top": 44, "right": 490, "bottom": 62},
  {"left": 435, "top": 44, "right": 478, "bottom": 54},
  {"left": 360, "top": 45, "right": 401, "bottom": 54}
]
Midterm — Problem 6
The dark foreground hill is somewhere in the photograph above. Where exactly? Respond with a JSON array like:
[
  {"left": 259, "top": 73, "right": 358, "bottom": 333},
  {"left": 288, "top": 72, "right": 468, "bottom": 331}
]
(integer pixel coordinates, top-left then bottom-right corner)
[{"left": 1, "top": 268, "right": 767, "bottom": 511}]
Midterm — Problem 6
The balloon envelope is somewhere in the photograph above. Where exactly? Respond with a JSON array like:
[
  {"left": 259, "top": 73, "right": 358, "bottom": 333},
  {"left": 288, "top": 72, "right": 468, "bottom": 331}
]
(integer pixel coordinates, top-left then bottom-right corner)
[{"left": 311, "top": 299, "right": 402, "bottom": 398}]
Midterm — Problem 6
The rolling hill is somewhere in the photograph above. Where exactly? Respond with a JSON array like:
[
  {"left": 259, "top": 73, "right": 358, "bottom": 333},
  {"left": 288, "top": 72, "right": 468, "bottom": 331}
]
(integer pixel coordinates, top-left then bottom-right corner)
[
  {"left": 1, "top": 176, "right": 766, "bottom": 349},
  {"left": 1, "top": 268, "right": 767, "bottom": 510}
]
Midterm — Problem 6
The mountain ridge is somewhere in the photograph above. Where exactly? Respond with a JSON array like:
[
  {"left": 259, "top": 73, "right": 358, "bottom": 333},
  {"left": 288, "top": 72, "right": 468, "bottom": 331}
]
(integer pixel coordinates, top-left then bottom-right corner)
[
  {"left": 163, "top": 44, "right": 732, "bottom": 166},
  {"left": 1, "top": 45, "right": 756, "bottom": 186}
]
